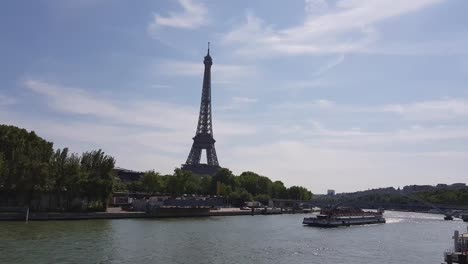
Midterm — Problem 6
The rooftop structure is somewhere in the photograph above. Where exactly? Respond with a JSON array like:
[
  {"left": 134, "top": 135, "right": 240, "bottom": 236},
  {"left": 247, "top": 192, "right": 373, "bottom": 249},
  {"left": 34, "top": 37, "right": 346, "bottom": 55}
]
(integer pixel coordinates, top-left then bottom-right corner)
[{"left": 113, "top": 167, "right": 144, "bottom": 183}]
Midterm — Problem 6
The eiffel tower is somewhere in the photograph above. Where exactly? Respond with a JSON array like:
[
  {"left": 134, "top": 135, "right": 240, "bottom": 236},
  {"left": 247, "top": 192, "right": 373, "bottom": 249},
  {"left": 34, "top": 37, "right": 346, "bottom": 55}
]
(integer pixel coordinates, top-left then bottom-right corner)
[{"left": 181, "top": 43, "right": 220, "bottom": 176}]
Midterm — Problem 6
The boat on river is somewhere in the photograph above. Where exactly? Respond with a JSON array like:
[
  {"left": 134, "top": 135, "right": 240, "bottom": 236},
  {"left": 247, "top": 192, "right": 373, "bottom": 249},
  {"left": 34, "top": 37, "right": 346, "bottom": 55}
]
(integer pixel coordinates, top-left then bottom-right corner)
[
  {"left": 444, "top": 227, "right": 468, "bottom": 264},
  {"left": 462, "top": 212, "right": 468, "bottom": 222},
  {"left": 302, "top": 206, "right": 385, "bottom": 227}
]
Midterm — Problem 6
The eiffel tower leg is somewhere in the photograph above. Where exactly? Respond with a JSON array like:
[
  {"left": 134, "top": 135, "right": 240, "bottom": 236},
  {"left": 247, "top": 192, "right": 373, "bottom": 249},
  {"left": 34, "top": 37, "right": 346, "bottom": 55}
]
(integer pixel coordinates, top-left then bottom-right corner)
[
  {"left": 206, "top": 145, "right": 219, "bottom": 166},
  {"left": 186, "top": 144, "right": 202, "bottom": 164}
]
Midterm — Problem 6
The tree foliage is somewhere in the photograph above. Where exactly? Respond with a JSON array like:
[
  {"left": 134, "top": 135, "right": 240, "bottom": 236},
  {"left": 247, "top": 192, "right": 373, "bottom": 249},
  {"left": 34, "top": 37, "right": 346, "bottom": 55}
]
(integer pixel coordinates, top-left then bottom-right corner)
[
  {"left": 0, "top": 125, "right": 115, "bottom": 211},
  {"left": 319, "top": 189, "right": 468, "bottom": 207},
  {"left": 118, "top": 167, "right": 314, "bottom": 206},
  {"left": 0, "top": 125, "right": 54, "bottom": 205},
  {"left": 287, "top": 186, "right": 313, "bottom": 200},
  {"left": 0, "top": 124, "right": 314, "bottom": 210}
]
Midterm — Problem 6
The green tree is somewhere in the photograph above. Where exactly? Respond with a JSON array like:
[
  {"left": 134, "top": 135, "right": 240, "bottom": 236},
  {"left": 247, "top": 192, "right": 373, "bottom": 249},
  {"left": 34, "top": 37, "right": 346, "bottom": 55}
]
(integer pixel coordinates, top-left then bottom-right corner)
[
  {"left": 184, "top": 174, "right": 202, "bottom": 195},
  {"left": 126, "top": 181, "right": 144, "bottom": 193},
  {"left": 49, "top": 148, "right": 83, "bottom": 210},
  {"left": 238, "top": 171, "right": 272, "bottom": 196},
  {"left": 287, "top": 186, "right": 312, "bottom": 200},
  {"left": 228, "top": 189, "right": 252, "bottom": 207},
  {"left": 165, "top": 169, "right": 194, "bottom": 196},
  {"left": 217, "top": 183, "right": 233, "bottom": 196},
  {"left": 80, "top": 149, "right": 115, "bottom": 211},
  {"left": 199, "top": 176, "right": 212, "bottom": 195},
  {"left": 271, "top": 180, "right": 287, "bottom": 199},
  {"left": 141, "top": 170, "right": 162, "bottom": 194},
  {"left": 0, "top": 125, "right": 54, "bottom": 207},
  {"left": 113, "top": 177, "right": 128, "bottom": 192},
  {"left": 211, "top": 168, "right": 236, "bottom": 195},
  {"left": 253, "top": 194, "right": 271, "bottom": 205}
]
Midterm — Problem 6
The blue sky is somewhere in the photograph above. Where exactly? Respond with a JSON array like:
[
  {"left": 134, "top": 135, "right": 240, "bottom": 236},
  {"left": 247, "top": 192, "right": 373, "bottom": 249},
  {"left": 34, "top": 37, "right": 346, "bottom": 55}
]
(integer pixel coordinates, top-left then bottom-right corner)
[{"left": 1, "top": 0, "right": 468, "bottom": 193}]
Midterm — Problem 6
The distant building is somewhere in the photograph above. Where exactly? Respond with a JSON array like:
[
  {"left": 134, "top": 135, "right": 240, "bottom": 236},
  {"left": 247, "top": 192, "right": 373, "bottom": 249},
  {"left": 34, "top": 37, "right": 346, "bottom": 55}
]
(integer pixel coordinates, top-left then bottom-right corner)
[
  {"left": 113, "top": 167, "right": 144, "bottom": 183},
  {"left": 327, "top": 189, "right": 335, "bottom": 196}
]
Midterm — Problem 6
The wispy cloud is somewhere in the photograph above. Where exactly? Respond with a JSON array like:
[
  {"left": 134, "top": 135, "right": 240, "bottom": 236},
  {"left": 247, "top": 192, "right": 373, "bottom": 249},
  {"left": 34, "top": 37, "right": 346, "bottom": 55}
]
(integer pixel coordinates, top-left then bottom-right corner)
[
  {"left": 280, "top": 120, "right": 468, "bottom": 147},
  {"left": 151, "top": 84, "right": 171, "bottom": 89},
  {"left": 276, "top": 99, "right": 335, "bottom": 110},
  {"left": 148, "top": 0, "right": 208, "bottom": 34},
  {"left": 154, "top": 60, "right": 256, "bottom": 84},
  {"left": 24, "top": 79, "right": 259, "bottom": 136},
  {"left": 273, "top": 55, "right": 342, "bottom": 92},
  {"left": 276, "top": 98, "right": 468, "bottom": 121},
  {"left": 381, "top": 99, "right": 468, "bottom": 120},
  {"left": 0, "top": 95, "right": 15, "bottom": 106},
  {"left": 278, "top": 79, "right": 328, "bottom": 92},
  {"left": 223, "top": 0, "right": 445, "bottom": 56},
  {"left": 232, "top": 96, "right": 257, "bottom": 104},
  {"left": 305, "top": 0, "right": 329, "bottom": 15},
  {"left": 313, "top": 54, "right": 345, "bottom": 76},
  {"left": 218, "top": 96, "right": 258, "bottom": 111}
]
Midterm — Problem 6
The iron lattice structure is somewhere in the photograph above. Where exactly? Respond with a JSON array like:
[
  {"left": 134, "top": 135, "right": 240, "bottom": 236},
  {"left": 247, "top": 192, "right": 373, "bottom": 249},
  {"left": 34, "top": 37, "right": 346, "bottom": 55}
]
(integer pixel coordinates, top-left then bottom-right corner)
[{"left": 182, "top": 44, "right": 220, "bottom": 176}]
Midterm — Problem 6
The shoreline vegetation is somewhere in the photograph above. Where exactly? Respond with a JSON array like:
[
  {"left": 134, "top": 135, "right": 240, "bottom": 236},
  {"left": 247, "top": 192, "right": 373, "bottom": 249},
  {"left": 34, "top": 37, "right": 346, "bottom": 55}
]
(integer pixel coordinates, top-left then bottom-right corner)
[
  {"left": 1, "top": 124, "right": 467, "bottom": 218},
  {"left": 315, "top": 187, "right": 468, "bottom": 207},
  {"left": 0, "top": 124, "right": 312, "bottom": 213}
]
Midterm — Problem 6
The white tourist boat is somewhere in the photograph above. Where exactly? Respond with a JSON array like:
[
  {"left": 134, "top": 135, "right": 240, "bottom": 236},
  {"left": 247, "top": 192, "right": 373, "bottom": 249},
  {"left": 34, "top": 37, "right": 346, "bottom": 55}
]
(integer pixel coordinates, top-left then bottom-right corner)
[{"left": 303, "top": 207, "right": 386, "bottom": 227}]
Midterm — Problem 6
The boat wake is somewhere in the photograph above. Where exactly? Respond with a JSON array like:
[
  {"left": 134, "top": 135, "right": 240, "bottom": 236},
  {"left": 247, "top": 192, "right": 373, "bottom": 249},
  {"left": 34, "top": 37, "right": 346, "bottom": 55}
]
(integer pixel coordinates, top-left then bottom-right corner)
[{"left": 384, "top": 218, "right": 403, "bottom": 224}]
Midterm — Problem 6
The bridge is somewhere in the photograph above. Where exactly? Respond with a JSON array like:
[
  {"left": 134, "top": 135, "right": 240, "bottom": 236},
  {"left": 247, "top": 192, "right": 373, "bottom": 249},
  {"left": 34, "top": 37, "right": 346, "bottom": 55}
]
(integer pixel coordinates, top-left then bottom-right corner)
[{"left": 271, "top": 199, "right": 468, "bottom": 212}]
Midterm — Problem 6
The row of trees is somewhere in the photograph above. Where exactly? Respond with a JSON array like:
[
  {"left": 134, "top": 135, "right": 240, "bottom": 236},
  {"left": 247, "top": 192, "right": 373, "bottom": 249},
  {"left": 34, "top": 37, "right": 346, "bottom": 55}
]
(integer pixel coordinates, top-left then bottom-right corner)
[
  {"left": 317, "top": 189, "right": 468, "bottom": 207},
  {"left": 0, "top": 124, "right": 313, "bottom": 211},
  {"left": 116, "top": 168, "right": 313, "bottom": 206},
  {"left": 0, "top": 125, "right": 115, "bottom": 211},
  {"left": 415, "top": 190, "right": 468, "bottom": 206}
]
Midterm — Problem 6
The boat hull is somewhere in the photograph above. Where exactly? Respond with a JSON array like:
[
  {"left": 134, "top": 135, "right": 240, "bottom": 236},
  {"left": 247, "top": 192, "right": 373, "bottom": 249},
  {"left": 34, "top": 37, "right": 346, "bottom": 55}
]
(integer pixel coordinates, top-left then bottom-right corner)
[
  {"left": 462, "top": 214, "right": 468, "bottom": 222},
  {"left": 303, "top": 216, "right": 386, "bottom": 227}
]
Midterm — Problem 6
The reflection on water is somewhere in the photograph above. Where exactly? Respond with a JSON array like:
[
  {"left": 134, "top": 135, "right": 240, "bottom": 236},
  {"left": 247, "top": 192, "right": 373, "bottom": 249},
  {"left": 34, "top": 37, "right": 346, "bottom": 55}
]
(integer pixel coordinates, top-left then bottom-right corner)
[{"left": 1, "top": 211, "right": 465, "bottom": 264}]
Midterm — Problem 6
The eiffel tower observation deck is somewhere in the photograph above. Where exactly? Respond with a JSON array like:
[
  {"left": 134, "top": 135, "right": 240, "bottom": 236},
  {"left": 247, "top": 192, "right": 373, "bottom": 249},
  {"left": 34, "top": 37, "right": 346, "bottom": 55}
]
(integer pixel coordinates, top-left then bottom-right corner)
[{"left": 182, "top": 43, "right": 220, "bottom": 176}]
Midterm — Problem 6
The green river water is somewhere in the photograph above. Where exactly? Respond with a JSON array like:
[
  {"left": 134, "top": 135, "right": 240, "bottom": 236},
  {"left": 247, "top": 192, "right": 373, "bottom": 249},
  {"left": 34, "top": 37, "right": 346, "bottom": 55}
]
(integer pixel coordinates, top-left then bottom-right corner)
[{"left": 1, "top": 211, "right": 466, "bottom": 264}]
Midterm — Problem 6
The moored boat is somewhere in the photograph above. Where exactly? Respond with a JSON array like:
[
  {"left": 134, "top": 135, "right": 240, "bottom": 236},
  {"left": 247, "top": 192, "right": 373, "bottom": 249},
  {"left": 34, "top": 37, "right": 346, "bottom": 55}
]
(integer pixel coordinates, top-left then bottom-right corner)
[
  {"left": 445, "top": 215, "right": 454, "bottom": 221},
  {"left": 462, "top": 213, "right": 468, "bottom": 222},
  {"left": 444, "top": 227, "right": 468, "bottom": 263},
  {"left": 303, "top": 206, "right": 385, "bottom": 227}
]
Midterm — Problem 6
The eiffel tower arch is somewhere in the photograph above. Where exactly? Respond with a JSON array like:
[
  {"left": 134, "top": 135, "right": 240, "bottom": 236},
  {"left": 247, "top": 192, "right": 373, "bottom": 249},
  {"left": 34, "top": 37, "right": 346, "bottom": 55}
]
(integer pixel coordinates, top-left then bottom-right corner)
[{"left": 182, "top": 43, "right": 220, "bottom": 176}]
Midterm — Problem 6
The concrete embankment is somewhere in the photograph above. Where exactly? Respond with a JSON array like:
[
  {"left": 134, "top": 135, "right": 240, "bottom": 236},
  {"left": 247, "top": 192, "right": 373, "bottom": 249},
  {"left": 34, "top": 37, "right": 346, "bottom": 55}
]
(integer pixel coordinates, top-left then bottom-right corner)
[
  {"left": 0, "top": 211, "right": 148, "bottom": 221},
  {"left": 210, "top": 208, "right": 254, "bottom": 216},
  {"left": 0, "top": 207, "right": 304, "bottom": 221}
]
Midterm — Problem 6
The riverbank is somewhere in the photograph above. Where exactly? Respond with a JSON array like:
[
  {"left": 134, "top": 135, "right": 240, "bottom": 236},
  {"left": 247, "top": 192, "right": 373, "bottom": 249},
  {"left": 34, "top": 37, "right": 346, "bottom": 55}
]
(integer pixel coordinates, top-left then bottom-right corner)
[
  {"left": 0, "top": 207, "right": 305, "bottom": 221},
  {"left": 0, "top": 207, "right": 148, "bottom": 221}
]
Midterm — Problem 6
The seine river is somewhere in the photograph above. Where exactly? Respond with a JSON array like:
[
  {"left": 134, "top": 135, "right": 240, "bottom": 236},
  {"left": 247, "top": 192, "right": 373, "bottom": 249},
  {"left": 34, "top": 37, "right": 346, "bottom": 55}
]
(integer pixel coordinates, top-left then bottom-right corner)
[{"left": 1, "top": 211, "right": 466, "bottom": 264}]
